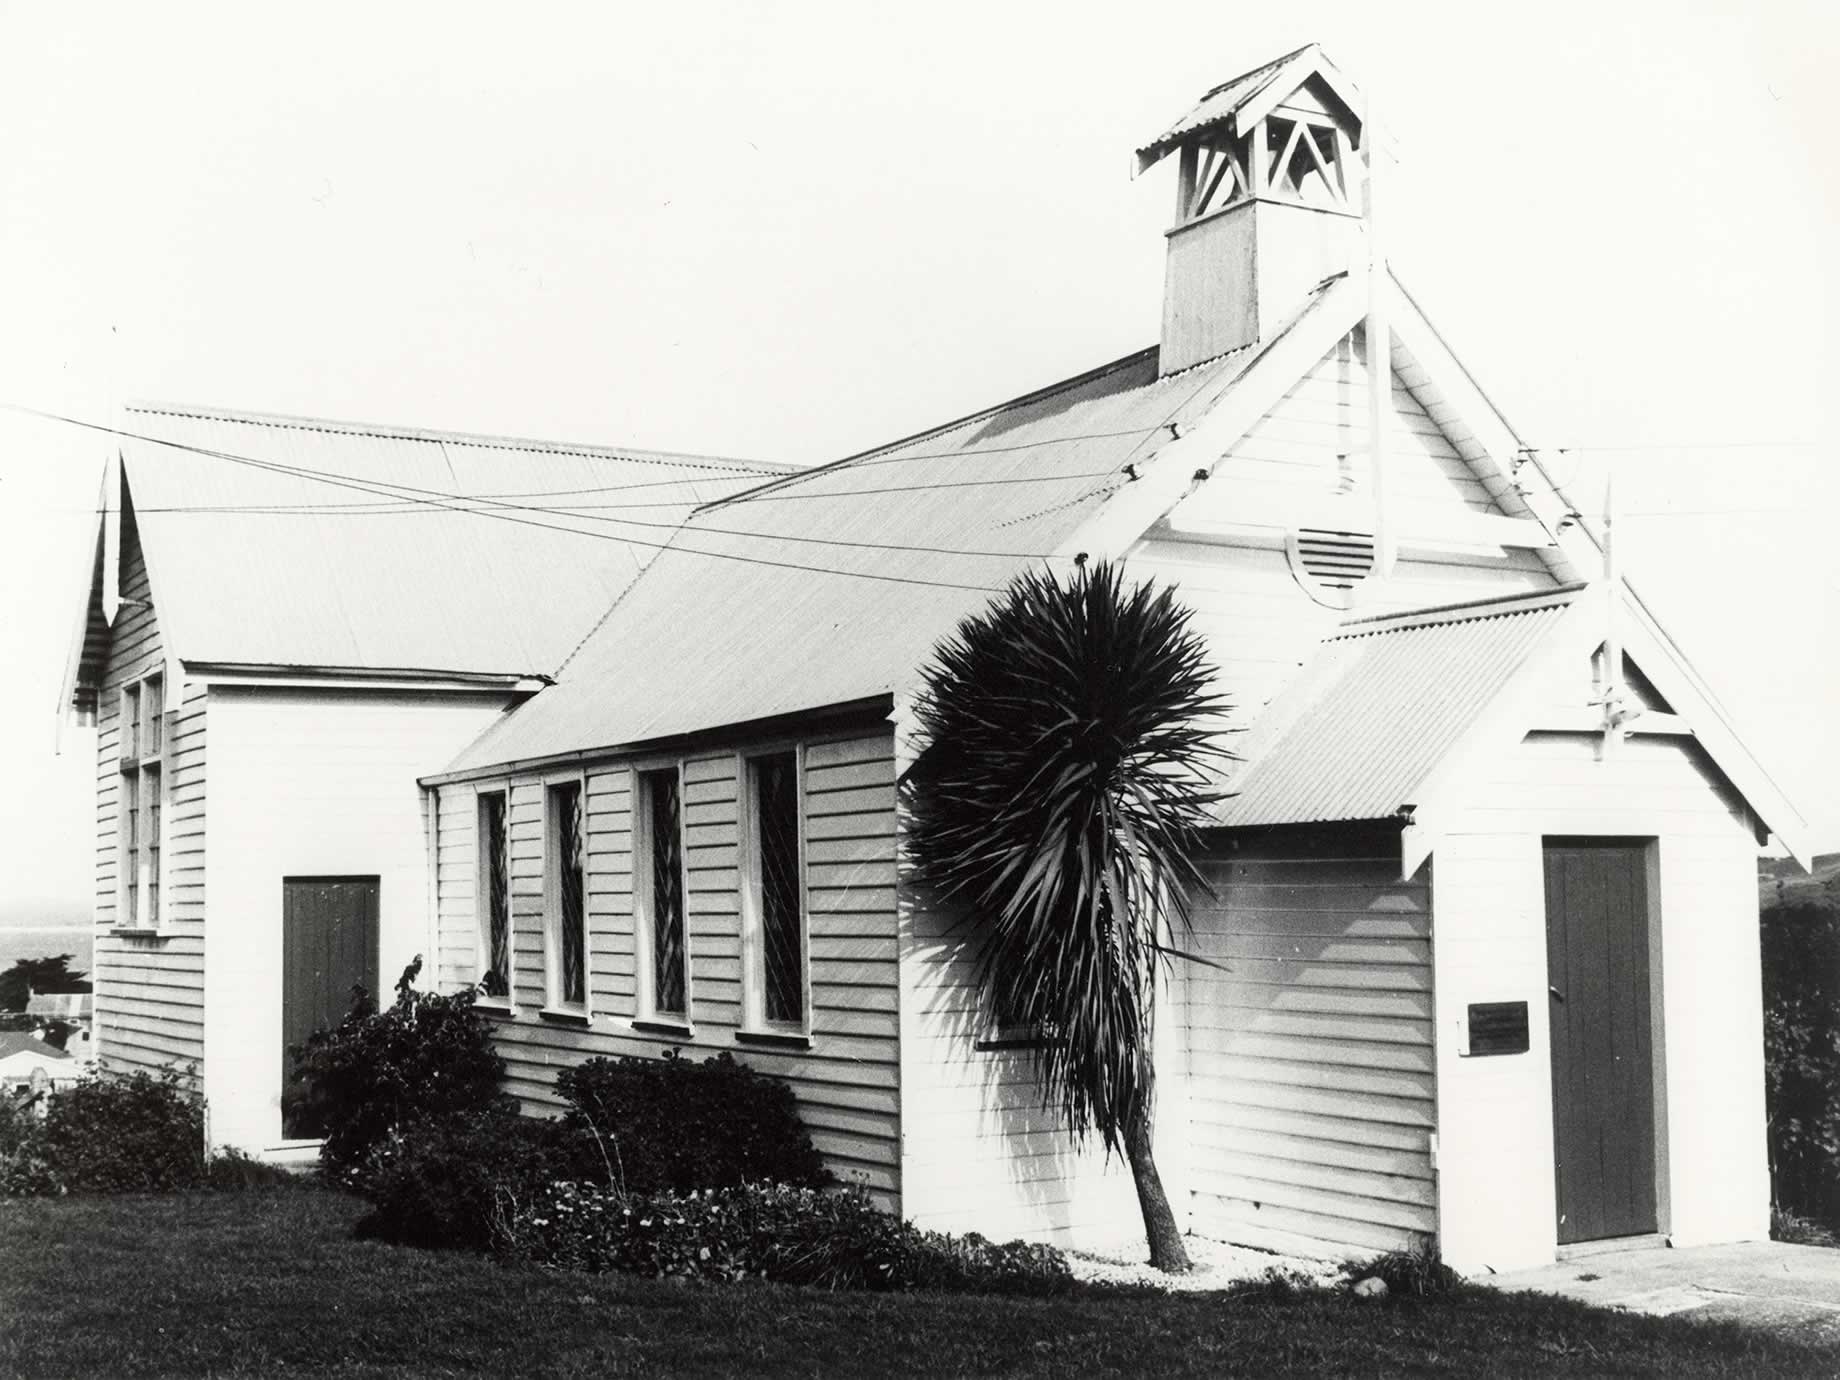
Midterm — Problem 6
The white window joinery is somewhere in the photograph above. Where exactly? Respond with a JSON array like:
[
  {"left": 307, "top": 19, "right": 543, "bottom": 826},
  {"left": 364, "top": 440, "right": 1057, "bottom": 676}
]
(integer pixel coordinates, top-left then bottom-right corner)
[{"left": 117, "top": 672, "right": 165, "bottom": 930}]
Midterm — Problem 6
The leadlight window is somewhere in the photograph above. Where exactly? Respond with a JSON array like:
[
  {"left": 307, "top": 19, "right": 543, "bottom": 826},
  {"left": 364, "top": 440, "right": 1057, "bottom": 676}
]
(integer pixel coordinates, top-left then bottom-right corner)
[
  {"left": 477, "top": 791, "right": 511, "bottom": 1000},
  {"left": 118, "top": 672, "right": 164, "bottom": 929},
  {"left": 639, "top": 768, "right": 687, "bottom": 1018},
  {"left": 745, "top": 751, "right": 805, "bottom": 1027},
  {"left": 547, "top": 781, "right": 586, "bottom": 1010}
]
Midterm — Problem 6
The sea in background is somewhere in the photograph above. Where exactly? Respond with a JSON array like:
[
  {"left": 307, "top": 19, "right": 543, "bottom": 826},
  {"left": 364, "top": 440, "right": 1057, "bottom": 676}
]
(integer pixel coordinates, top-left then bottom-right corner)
[{"left": 0, "top": 926, "right": 94, "bottom": 980}]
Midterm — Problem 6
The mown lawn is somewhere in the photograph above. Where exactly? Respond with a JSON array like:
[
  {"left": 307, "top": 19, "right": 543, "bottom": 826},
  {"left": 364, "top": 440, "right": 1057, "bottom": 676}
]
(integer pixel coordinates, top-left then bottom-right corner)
[{"left": 1, "top": 1188, "right": 1834, "bottom": 1378}]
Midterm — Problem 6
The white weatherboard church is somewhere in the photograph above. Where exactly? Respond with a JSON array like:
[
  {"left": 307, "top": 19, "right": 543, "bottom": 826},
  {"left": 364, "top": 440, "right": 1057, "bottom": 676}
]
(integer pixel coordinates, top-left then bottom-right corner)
[{"left": 63, "top": 46, "right": 1813, "bottom": 1275}]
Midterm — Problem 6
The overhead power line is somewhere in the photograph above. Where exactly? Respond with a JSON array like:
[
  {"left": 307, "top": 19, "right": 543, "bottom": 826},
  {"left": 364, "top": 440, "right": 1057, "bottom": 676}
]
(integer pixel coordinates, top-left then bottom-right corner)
[{"left": 5, "top": 403, "right": 1030, "bottom": 594}]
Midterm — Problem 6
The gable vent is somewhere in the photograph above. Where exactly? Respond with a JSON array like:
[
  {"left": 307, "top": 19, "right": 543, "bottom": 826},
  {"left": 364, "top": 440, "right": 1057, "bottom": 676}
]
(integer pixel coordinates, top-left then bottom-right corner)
[{"left": 1286, "top": 527, "right": 1376, "bottom": 608}]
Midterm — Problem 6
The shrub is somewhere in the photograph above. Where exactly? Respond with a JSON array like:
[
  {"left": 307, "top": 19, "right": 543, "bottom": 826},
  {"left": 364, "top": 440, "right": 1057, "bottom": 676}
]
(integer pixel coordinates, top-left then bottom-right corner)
[
  {"left": 497, "top": 1180, "right": 1074, "bottom": 1296},
  {"left": 352, "top": 1104, "right": 604, "bottom": 1250},
  {"left": 204, "top": 1148, "right": 309, "bottom": 1192},
  {"left": 2, "top": 1068, "right": 207, "bottom": 1195},
  {"left": 1346, "top": 1239, "right": 1463, "bottom": 1298},
  {"left": 1762, "top": 899, "right": 1840, "bottom": 1232},
  {"left": 289, "top": 957, "right": 507, "bottom": 1181},
  {"left": 0, "top": 1088, "right": 59, "bottom": 1196},
  {"left": 1771, "top": 1205, "right": 1839, "bottom": 1249},
  {"left": 555, "top": 1050, "right": 829, "bottom": 1195}
]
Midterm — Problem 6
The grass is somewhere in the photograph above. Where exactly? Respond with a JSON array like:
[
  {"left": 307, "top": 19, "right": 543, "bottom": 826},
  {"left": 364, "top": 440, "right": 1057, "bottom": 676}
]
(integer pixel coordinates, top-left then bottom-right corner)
[{"left": 3, "top": 1189, "right": 1836, "bottom": 1379}]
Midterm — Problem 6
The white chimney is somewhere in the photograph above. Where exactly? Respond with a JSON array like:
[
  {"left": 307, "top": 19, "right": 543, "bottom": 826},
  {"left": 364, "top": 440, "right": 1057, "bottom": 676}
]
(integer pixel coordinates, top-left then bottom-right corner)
[{"left": 1136, "top": 45, "right": 1368, "bottom": 374}]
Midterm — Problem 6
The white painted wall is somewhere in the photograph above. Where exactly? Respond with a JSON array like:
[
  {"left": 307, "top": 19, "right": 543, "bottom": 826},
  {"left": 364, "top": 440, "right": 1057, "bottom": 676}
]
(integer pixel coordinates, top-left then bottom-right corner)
[
  {"left": 431, "top": 732, "right": 906, "bottom": 1208},
  {"left": 1432, "top": 729, "right": 1768, "bottom": 1274},
  {"left": 202, "top": 686, "right": 512, "bottom": 1152},
  {"left": 1183, "top": 838, "right": 1437, "bottom": 1259},
  {"left": 895, "top": 887, "right": 1148, "bottom": 1247}
]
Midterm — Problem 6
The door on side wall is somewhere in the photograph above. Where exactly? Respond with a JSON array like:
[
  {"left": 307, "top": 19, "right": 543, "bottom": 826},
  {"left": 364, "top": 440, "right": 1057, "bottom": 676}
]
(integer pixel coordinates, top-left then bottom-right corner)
[
  {"left": 281, "top": 876, "right": 379, "bottom": 1140},
  {"left": 1543, "top": 840, "right": 1657, "bottom": 1245}
]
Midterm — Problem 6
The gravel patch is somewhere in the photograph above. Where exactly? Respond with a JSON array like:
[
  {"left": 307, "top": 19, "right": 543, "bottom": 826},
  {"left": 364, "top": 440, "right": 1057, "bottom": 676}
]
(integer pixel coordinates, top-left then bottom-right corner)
[{"left": 1066, "top": 1233, "right": 1344, "bottom": 1293}]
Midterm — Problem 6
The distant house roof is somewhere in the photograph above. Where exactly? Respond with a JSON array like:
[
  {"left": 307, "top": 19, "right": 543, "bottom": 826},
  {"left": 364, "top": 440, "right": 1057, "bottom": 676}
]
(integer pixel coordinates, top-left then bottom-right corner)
[
  {"left": 1214, "top": 586, "right": 1585, "bottom": 828},
  {"left": 25, "top": 992, "right": 92, "bottom": 1022},
  {"left": 0, "top": 1032, "right": 73, "bottom": 1063},
  {"left": 68, "top": 405, "right": 794, "bottom": 689},
  {"left": 439, "top": 317, "right": 1296, "bottom": 774}
]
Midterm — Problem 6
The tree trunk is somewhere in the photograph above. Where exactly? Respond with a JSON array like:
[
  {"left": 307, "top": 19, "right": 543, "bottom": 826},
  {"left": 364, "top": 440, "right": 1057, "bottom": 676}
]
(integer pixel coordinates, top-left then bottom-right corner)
[{"left": 1125, "top": 1101, "right": 1190, "bottom": 1272}]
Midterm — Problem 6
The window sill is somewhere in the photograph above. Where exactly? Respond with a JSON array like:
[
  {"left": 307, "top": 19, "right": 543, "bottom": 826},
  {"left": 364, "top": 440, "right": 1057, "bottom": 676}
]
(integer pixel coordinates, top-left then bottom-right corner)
[
  {"left": 538, "top": 1007, "right": 592, "bottom": 1027},
  {"left": 974, "top": 1034, "right": 1048, "bottom": 1052},
  {"left": 107, "top": 927, "right": 165, "bottom": 940},
  {"left": 734, "top": 1029, "right": 813, "bottom": 1052},
  {"left": 631, "top": 1017, "right": 694, "bottom": 1040},
  {"left": 474, "top": 1000, "right": 517, "bottom": 1018}
]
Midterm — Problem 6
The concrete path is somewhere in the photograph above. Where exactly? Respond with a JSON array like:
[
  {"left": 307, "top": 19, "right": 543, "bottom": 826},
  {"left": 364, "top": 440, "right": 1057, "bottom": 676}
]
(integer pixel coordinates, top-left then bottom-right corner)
[{"left": 1487, "top": 1240, "right": 1840, "bottom": 1341}]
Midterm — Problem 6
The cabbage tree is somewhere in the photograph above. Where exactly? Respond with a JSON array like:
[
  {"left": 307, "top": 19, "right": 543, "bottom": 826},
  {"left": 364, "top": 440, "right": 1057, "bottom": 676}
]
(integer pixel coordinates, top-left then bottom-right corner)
[{"left": 905, "top": 560, "right": 1227, "bottom": 1272}]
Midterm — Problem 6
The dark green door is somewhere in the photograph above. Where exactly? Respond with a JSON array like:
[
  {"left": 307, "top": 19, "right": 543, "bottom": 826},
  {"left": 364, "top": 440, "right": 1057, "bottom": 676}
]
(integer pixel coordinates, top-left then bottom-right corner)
[
  {"left": 1543, "top": 841, "right": 1657, "bottom": 1245},
  {"left": 281, "top": 877, "right": 379, "bottom": 1139}
]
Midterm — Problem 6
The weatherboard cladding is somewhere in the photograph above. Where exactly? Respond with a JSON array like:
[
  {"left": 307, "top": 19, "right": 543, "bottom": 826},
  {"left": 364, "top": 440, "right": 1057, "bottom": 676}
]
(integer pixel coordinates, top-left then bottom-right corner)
[
  {"left": 1213, "top": 588, "right": 1580, "bottom": 829},
  {"left": 116, "top": 405, "right": 790, "bottom": 678},
  {"left": 444, "top": 342, "right": 1265, "bottom": 773}
]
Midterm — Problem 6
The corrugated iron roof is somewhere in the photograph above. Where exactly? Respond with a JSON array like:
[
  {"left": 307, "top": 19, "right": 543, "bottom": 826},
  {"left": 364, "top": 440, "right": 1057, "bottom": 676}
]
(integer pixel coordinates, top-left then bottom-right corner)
[
  {"left": 442, "top": 324, "right": 1292, "bottom": 773},
  {"left": 1213, "top": 586, "right": 1584, "bottom": 828},
  {"left": 1133, "top": 43, "right": 1360, "bottom": 175},
  {"left": 110, "top": 405, "right": 792, "bottom": 678}
]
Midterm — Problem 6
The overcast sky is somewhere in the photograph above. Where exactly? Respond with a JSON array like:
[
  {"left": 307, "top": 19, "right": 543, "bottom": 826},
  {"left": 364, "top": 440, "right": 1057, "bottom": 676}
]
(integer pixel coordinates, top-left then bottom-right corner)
[{"left": 1, "top": 1, "right": 1835, "bottom": 923}]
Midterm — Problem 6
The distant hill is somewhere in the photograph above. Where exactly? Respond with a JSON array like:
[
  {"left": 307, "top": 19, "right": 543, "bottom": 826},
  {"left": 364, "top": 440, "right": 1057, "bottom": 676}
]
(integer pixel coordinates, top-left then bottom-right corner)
[{"left": 1761, "top": 853, "right": 1840, "bottom": 911}]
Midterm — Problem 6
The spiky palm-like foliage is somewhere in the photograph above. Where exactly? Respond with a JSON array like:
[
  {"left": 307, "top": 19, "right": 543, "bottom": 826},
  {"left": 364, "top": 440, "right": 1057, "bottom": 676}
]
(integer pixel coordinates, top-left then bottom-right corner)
[{"left": 905, "top": 560, "right": 1228, "bottom": 1271}]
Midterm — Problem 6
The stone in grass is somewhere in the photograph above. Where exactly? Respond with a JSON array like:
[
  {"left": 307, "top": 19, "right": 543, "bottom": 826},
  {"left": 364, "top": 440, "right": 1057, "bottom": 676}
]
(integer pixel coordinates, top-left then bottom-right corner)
[{"left": 1351, "top": 1276, "right": 1389, "bottom": 1299}]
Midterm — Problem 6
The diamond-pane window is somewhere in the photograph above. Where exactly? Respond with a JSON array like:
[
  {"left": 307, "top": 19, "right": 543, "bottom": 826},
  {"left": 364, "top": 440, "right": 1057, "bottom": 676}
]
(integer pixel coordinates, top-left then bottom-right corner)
[
  {"left": 550, "top": 782, "right": 586, "bottom": 1008},
  {"left": 643, "top": 770, "right": 686, "bottom": 1016},
  {"left": 751, "top": 752, "right": 804, "bottom": 1024},
  {"left": 479, "top": 793, "right": 510, "bottom": 998},
  {"left": 145, "top": 764, "right": 162, "bottom": 927}
]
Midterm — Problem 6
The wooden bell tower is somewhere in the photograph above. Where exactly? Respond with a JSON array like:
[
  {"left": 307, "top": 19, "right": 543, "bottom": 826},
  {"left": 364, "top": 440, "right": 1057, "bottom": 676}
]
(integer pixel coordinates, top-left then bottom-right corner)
[{"left": 1137, "top": 45, "right": 1369, "bottom": 373}]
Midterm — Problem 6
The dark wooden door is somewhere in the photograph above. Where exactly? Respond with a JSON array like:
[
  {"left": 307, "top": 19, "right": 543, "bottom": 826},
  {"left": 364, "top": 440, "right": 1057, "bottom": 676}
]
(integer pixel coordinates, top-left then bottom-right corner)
[
  {"left": 1544, "top": 841, "right": 1656, "bottom": 1244},
  {"left": 281, "top": 877, "right": 379, "bottom": 1139}
]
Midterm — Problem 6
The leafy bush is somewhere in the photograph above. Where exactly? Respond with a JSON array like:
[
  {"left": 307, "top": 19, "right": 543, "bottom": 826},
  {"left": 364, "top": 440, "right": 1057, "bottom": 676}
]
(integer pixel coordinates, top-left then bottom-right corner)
[
  {"left": 203, "top": 1148, "right": 309, "bottom": 1192},
  {"left": 1762, "top": 899, "right": 1840, "bottom": 1233},
  {"left": 40, "top": 1067, "right": 206, "bottom": 1193},
  {"left": 1771, "top": 1204, "right": 1839, "bottom": 1248},
  {"left": 0, "top": 1088, "right": 58, "bottom": 1195},
  {"left": 289, "top": 957, "right": 507, "bottom": 1181},
  {"left": 352, "top": 1105, "right": 602, "bottom": 1250},
  {"left": 498, "top": 1180, "right": 1073, "bottom": 1296},
  {"left": 0, "top": 1068, "right": 206, "bottom": 1196},
  {"left": 555, "top": 1050, "right": 829, "bottom": 1195},
  {"left": 1346, "top": 1239, "right": 1463, "bottom": 1298}
]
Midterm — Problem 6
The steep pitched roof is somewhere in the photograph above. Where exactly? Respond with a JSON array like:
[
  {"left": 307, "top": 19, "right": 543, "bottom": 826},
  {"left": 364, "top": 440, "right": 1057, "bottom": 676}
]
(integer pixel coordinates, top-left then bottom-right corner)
[
  {"left": 440, "top": 317, "right": 1302, "bottom": 773},
  {"left": 1216, "top": 586, "right": 1585, "bottom": 828},
  {"left": 1133, "top": 43, "right": 1364, "bottom": 175},
  {"left": 1216, "top": 582, "right": 1816, "bottom": 870},
  {"left": 67, "top": 405, "right": 792, "bottom": 687}
]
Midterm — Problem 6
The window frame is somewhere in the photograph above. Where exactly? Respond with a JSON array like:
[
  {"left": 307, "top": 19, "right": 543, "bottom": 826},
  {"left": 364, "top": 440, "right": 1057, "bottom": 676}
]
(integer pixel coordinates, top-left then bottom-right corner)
[
  {"left": 632, "top": 761, "right": 691, "bottom": 1029},
  {"left": 738, "top": 745, "right": 811, "bottom": 1037},
  {"left": 474, "top": 785, "right": 514, "bottom": 1009},
  {"left": 541, "top": 772, "right": 590, "bottom": 1019},
  {"left": 115, "top": 672, "right": 166, "bottom": 933}
]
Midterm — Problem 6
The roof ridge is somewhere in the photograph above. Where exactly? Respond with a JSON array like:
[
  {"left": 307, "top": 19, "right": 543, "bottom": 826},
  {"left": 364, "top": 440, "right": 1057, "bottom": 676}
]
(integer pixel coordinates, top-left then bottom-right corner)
[
  {"left": 1333, "top": 582, "right": 1588, "bottom": 637},
  {"left": 122, "top": 402, "right": 790, "bottom": 477},
  {"left": 1195, "top": 42, "right": 1317, "bottom": 103},
  {"left": 693, "top": 346, "right": 1162, "bottom": 514}
]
